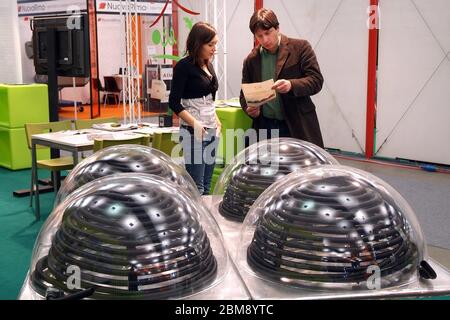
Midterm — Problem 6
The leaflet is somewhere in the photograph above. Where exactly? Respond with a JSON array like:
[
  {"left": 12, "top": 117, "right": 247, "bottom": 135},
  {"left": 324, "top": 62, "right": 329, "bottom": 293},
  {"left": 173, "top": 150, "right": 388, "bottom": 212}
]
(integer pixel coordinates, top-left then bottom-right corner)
[{"left": 241, "top": 79, "right": 276, "bottom": 107}]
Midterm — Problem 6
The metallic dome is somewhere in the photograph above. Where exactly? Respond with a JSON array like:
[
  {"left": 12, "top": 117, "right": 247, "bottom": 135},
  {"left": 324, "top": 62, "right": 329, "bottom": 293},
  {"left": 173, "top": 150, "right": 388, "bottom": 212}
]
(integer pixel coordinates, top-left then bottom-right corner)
[
  {"left": 238, "top": 166, "right": 430, "bottom": 289},
  {"left": 28, "top": 174, "right": 228, "bottom": 299},
  {"left": 214, "top": 138, "right": 338, "bottom": 222},
  {"left": 55, "top": 145, "right": 199, "bottom": 206}
]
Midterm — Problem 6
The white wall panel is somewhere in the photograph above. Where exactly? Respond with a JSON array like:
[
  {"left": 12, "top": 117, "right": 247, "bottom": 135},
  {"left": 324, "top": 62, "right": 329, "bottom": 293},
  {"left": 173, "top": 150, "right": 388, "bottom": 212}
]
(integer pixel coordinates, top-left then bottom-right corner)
[
  {"left": 224, "top": 0, "right": 253, "bottom": 98},
  {"left": 176, "top": 0, "right": 253, "bottom": 99},
  {"left": 175, "top": 0, "right": 203, "bottom": 55},
  {"left": 19, "top": 16, "right": 35, "bottom": 84},
  {"left": 0, "top": 0, "right": 23, "bottom": 83},
  {"left": 265, "top": 0, "right": 368, "bottom": 153},
  {"left": 377, "top": 0, "right": 450, "bottom": 165},
  {"left": 97, "top": 15, "right": 124, "bottom": 83}
]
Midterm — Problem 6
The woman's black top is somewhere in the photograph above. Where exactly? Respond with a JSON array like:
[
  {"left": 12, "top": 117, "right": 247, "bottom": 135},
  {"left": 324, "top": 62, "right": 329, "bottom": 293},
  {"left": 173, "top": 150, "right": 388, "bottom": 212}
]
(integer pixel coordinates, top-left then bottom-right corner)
[{"left": 169, "top": 56, "right": 218, "bottom": 115}]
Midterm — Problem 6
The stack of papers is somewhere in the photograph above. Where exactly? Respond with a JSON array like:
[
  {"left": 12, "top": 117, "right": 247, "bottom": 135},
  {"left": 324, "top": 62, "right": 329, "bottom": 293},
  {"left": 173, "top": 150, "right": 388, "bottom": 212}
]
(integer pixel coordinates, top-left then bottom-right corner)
[
  {"left": 92, "top": 123, "right": 138, "bottom": 132},
  {"left": 214, "top": 98, "right": 241, "bottom": 108},
  {"left": 225, "top": 99, "right": 241, "bottom": 108},
  {"left": 135, "top": 127, "right": 179, "bottom": 135}
]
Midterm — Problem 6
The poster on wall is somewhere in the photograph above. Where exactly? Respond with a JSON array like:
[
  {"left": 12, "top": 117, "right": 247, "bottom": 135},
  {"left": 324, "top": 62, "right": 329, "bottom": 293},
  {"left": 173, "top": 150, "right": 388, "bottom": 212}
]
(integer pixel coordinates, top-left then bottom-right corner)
[
  {"left": 146, "top": 65, "right": 159, "bottom": 92},
  {"left": 159, "top": 64, "right": 172, "bottom": 103}
]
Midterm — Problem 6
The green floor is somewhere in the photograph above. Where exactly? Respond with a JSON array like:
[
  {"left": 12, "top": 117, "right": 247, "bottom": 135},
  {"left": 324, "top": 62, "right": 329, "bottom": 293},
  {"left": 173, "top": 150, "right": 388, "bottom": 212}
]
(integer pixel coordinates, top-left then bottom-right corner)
[{"left": 0, "top": 167, "right": 55, "bottom": 300}]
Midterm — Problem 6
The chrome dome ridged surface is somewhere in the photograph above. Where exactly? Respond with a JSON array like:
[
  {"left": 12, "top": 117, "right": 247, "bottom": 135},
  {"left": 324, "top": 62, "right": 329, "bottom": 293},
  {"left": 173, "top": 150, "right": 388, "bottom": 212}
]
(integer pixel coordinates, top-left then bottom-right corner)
[
  {"left": 33, "top": 179, "right": 217, "bottom": 299},
  {"left": 241, "top": 167, "right": 424, "bottom": 289},
  {"left": 55, "top": 145, "right": 199, "bottom": 205},
  {"left": 219, "top": 139, "right": 338, "bottom": 222}
]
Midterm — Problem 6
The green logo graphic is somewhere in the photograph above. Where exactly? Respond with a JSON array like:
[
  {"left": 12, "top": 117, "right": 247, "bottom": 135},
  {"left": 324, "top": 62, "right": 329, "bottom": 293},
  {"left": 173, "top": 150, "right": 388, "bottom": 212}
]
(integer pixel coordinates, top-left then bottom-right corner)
[{"left": 151, "top": 17, "right": 194, "bottom": 62}]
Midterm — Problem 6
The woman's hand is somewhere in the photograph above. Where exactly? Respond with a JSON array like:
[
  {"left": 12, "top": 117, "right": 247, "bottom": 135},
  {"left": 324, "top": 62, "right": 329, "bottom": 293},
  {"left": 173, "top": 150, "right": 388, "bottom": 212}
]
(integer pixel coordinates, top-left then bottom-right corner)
[
  {"left": 178, "top": 110, "right": 207, "bottom": 141},
  {"left": 193, "top": 120, "right": 207, "bottom": 141},
  {"left": 215, "top": 118, "right": 222, "bottom": 137}
]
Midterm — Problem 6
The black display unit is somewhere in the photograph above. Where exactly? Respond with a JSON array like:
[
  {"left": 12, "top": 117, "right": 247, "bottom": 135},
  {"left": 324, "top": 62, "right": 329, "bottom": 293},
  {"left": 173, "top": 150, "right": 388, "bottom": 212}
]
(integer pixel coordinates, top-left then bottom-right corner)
[
  {"left": 32, "top": 14, "right": 90, "bottom": 77},
  {"left": 31, "top": 14, "right": 90, "bottom": 123},
  {"left": 30, "top": 13, "right": 91, "bottom": 168}
]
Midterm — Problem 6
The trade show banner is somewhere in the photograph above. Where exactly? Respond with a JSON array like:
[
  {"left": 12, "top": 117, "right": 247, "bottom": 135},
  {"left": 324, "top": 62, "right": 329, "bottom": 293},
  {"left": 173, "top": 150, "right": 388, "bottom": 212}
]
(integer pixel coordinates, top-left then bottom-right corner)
[
  {"left": 17, "top": 0, "right": 87, "bottom": 17},
  {"left": 96, "top": 0, "right": 171, "bottom": 15}
]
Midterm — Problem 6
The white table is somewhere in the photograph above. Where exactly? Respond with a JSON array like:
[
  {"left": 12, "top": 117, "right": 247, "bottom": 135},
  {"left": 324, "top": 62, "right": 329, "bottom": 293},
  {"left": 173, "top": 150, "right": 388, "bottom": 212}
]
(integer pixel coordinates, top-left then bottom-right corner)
[{"left": 31, "top": 126, "right": 180, "bottom": 220}]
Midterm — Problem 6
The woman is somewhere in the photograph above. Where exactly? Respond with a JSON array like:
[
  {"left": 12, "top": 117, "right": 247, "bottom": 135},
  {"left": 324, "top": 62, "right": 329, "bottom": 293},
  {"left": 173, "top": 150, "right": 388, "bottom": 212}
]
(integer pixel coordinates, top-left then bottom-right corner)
[{"left": 169, "top": 22, "right": 221, "bottom": 195}]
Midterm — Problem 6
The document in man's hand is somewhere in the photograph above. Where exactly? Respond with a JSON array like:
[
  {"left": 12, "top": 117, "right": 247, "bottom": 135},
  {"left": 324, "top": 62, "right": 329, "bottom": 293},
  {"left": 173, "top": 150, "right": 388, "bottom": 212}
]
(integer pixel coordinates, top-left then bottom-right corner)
[{"left": 241, "top": 79, "right": 276, "bottom": 107}]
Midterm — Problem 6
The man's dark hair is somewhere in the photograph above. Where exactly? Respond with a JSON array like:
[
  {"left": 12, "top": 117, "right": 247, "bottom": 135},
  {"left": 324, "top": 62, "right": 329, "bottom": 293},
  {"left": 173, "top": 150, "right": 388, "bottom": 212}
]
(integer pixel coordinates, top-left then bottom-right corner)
[
  {"left": 249, "top": 8, "right": 279, "bottom": 34},
  {"left": 186, "top": 22, "right": 216, "bottom": 66}
]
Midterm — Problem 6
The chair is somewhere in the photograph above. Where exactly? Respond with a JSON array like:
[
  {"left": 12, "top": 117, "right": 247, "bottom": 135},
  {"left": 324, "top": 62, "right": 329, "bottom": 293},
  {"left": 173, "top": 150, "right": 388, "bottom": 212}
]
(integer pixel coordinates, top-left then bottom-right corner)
[
  {"left": 103, "top": 76, "right": 122, "bottom": 107},
  {"left": 24, "top": 120, "right": 75, "bottom": 213},
  {"left": 152, "top": 132, "right": 180, "bottom": 156},
  {"left": 74, "top": 117, "right": 119, "bottom": 130},
  {"left": 92, "top": 78, "right": 106, "bottom": 106},
  {"left": 75, "top": 117, "right": 121, "bottom": 159},
  {"left": 93, "top": 135, "right": 150, "bottom": 152}
]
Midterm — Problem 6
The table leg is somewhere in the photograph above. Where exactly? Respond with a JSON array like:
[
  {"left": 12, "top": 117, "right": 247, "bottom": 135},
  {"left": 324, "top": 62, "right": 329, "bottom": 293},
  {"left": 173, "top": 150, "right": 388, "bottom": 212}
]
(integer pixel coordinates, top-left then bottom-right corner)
[
  {"left": 73, "top": 151, "right": 79, "bottom": 166},
  {"left": 32, "top": 142, "right": 40, "bottom": 220},
  {"left": 29, "top": 160, "right": 35, "bottom": 207}
]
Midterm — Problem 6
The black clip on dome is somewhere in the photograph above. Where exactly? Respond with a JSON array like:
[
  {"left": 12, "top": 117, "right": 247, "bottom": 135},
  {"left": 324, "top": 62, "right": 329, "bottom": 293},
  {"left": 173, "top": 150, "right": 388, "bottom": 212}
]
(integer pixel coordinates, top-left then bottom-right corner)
[
  {"left": 46, "top": 287, "right": 95, "bottom": 300},
  {"left": 419, "top": 260, "right": 437, "bottom": 280}
]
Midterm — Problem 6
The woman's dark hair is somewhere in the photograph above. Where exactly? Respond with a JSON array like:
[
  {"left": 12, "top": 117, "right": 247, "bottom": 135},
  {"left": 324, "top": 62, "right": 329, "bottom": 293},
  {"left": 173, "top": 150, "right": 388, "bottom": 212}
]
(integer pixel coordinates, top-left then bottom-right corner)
[
  {"left": 186, "top": 22, "right": 217, "bottom": 66},
  {"left": 249, "top": 8, "right": 279, "bottom": 34}
]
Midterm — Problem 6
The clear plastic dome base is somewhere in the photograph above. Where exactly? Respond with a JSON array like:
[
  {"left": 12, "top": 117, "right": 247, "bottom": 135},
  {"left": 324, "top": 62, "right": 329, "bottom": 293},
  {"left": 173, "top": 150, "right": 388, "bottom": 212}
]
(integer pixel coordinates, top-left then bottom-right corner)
[
  {"left": 237, "top": 166, "right": 429, "bottom": 290},
  {"left": 26, "top": 174, "right": 229, "bottom": 300}
]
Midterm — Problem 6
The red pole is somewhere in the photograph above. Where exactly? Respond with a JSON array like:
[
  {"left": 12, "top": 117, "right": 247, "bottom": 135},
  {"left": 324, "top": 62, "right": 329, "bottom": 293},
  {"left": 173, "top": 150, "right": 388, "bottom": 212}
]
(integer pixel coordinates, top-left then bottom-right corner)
[
  {"left": 255, "top": 0, "right": 263, "bottom": 11},
  {"left": 365, "top": 0, "right": 379, "bottom": 158},
  {"left": 171, "top": 4, "right": 179, "bottom": 121},
  {"left": 172, "top": 2, "right": 179, "bottom": 65},
  {"left": 253, "top": 0, "right": 263, "bottom": 47}
]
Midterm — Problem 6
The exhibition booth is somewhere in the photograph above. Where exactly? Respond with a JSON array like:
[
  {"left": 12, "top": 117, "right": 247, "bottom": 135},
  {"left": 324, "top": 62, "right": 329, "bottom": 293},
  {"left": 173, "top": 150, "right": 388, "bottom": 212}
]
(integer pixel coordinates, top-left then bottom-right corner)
[{"left": 1, "top": 0, "right": 450, "bottom": 302}]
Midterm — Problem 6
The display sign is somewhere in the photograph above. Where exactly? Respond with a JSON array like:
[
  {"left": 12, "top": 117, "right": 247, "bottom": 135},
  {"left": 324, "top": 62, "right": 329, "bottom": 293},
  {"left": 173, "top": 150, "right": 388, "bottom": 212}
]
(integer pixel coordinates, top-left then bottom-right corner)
[
  {"left": 160, "top": 66, "right": 173, "bottom": 81},
  {"left": 96, "top": 1, "right": 171, "bottom": 14},
  {"left": 17, "top": 0, "right": 87, "bottom": 16}
]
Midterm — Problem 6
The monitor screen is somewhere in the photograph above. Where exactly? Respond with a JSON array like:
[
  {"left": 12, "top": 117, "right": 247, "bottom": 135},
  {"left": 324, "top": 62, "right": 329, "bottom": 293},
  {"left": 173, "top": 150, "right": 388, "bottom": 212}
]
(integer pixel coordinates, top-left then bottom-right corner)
[{"left": 32, "top": 14, "right": 89, "bottom": 77}]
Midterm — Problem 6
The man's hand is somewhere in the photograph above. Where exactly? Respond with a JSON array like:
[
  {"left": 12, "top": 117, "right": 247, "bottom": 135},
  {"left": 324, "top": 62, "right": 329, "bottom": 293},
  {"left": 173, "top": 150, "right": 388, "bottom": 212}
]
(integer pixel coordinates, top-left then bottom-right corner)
[
  {"left": 246, "top": 105, "right": 261, "bottom": 118},
  {"left": 272, "top": 79, "right": 292, "bottom": 94}
]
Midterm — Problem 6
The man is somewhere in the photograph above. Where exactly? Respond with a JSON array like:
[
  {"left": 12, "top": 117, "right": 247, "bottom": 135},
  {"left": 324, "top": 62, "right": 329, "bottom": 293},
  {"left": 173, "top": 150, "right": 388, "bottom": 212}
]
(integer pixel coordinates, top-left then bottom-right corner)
[{"left": 240, "top": 8, "right": 324, "bottom": 148}]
